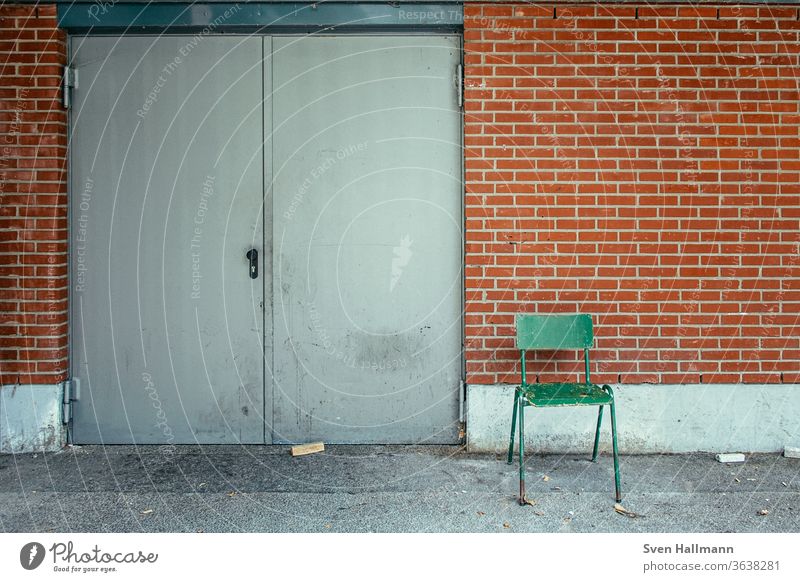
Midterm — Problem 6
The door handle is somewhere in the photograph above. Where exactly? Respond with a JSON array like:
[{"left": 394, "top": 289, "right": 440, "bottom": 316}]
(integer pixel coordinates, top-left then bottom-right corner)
[{"left": 246, "top": 249, "right": 258, "bottom": 279}]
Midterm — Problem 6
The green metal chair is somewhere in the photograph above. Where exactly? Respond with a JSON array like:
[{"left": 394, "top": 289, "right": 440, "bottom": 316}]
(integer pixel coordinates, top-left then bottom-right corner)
[{"left": 507, "top": 313, "right": 621, "bottom": 505}]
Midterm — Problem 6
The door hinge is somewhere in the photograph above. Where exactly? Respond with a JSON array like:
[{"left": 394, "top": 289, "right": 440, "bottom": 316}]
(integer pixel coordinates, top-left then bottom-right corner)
[
  {"left": 456, "top": 63, "right": 464, "bottom": 109},
  {"left": 62, "top": 377, "right": 80, "bottom": 426},
  {"left": 458, "top": 379, "right": 466, "bottom": 422},
  {"left": 62, "top": 66, "right": 78, "bottom": 110}
]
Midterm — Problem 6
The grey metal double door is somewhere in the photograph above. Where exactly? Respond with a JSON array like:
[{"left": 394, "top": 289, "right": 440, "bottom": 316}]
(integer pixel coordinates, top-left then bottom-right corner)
[{"left": 70, "top": 35, "right": 462, "bottom": 444}]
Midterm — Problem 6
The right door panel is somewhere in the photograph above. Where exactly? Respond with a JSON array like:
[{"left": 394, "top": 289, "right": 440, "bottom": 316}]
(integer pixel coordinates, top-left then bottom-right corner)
[{"left": 271, "top": 35, "right": 463, "bottom": 443}]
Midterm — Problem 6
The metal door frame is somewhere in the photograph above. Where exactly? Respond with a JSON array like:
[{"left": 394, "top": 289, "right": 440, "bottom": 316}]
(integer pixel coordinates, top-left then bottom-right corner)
[
  {"left": 56, "top": 2, "right": 463, "bottom": 33},
  {"left": 65, "top": 26, "right": 466, "bottom": 444}
]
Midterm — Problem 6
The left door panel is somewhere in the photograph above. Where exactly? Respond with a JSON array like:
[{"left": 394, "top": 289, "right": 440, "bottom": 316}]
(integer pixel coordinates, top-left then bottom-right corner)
[{"left": 69, "top": 37, "right": 266, "bottom": 443}]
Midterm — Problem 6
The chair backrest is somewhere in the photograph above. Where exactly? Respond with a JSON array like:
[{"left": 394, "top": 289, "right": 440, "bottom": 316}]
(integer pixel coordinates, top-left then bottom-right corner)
[{"left": 515, "top": 314, "right": 593, "bottom": 350}]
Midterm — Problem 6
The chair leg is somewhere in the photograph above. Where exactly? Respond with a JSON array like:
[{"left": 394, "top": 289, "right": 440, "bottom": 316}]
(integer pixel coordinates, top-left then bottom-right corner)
[
  {"left": 518, "top": 398, "right": 526, "bottom": 505},
  {"left": 610, "top": 400, "right": 622, "bottom": 503},
  {"left": 591, "top": 405, "right": 604, "bottom": 462},
  {"left": 507, "top": 389, "right": 518, "bottom": 464}
]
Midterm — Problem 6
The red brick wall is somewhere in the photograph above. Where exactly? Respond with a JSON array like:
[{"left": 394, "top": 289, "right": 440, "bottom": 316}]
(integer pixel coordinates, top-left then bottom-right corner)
[
  {"left": 1, "top": 3, "right": 798, "bottom": 388},
  {"left": 0, "top": 4, "right": 68, "bottom": 385},
  {"left": 464, "top": 3, "right": 800, "bottom": 385}
]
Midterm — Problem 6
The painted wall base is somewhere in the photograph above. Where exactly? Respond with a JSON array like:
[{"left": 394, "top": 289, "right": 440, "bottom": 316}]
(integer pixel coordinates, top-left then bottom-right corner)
[
  {"left": 3, "top": 382, "right": 798, "bottom": 453},
  {"left": 0, "top": 384, "right": 65, "bottom": 454},
  {"left": 467, "top": 384, "right": 800, "bottom": 454}
]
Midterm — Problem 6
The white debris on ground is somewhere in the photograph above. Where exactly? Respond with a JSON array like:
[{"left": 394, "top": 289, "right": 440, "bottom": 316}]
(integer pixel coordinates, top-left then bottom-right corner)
[
  {"left": 783, "top": 446, "right": 800, "bottom": 459},
  {"left": 715, "top": 453, "right": 745, "bottom": 463}
]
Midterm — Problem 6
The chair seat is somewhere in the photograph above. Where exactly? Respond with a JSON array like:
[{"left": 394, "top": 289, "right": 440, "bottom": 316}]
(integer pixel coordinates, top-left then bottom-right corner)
[{"left": 520, "top": 382, "right": 612, "bottom": 407}]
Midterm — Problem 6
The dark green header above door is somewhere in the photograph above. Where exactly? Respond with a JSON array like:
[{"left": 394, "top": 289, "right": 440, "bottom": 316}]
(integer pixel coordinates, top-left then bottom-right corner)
[{"left": 57, "top": 2, "right": 464, "bottom": 32}]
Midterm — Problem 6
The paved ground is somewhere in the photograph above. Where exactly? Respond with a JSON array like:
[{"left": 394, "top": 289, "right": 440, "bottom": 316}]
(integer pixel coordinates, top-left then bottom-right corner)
[{"left": 0, "top": 446, "right": 798, "bottom": 532}]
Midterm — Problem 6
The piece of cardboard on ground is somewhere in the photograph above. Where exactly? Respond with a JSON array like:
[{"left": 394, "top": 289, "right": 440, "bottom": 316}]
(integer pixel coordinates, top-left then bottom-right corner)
[{"left": 291, "top": 442, "right": 325, "bottom": 457}]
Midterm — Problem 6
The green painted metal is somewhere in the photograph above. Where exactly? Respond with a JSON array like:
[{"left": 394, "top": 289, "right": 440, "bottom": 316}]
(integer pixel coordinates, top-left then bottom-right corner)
[
  {"left": 508, "top": 313, "right": 622, "bottom": 504},
  {"left": 518, "top": 389, "right": 525, "bottom": 503},
  {"left": 57, "top": 2, "right": 463, "bottom": 31},
  {"left": 584, "top": 349, "right": 591, "bottom": 382},
  {"left": 515, "top": 313, "right": 593, "bottom": 350},
  {"left": 507, "top": 384, "right": 518, "bottom": 465},
  {"left": 591, "top": 406, "right": 604, "bottom": 461},
  {"left": 607, "top": 386, "right": 622, "bottom": 503},
  {"left": 520, "top": 383, "right": 612, "bottom": 407}
]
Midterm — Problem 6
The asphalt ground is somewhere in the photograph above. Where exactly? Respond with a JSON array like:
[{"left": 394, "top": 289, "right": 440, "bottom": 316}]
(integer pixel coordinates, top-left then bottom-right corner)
[{"left": 1, "top": 445, "right": 798, "bottom": 532}]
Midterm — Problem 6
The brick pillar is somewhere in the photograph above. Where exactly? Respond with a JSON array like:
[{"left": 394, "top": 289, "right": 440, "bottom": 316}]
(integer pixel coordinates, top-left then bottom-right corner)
[{"left": 0, "top": 4, "right": 68, "bottom": 387}]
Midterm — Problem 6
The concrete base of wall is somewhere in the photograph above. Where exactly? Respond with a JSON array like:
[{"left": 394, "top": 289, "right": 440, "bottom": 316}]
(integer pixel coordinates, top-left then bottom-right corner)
[
  {"left": 0, "top": 384, "right": 65, "bottom": 453},
  {"left": 466, "top": 384, "right": 800, "bottom": 454},
  {"left": 3, "top": 382, "right": 798, "bottom": 454}
]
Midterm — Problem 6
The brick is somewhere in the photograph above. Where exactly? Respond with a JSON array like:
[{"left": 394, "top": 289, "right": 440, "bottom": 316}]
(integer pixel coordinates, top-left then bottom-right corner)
[
  {"left": 4, "top": 2, "right": 800, "bottom": 390},
  {"left": 0, "top": 4, "right": 67, "bottom": 382},
  {"left": 463, "top": 2, "right": 800, "bottom": 386}
]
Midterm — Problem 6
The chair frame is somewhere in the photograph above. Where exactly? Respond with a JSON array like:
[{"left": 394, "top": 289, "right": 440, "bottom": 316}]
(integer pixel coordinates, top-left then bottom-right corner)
[{"left": 507, "top": 314, "right": 621, "bottom": 505}]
